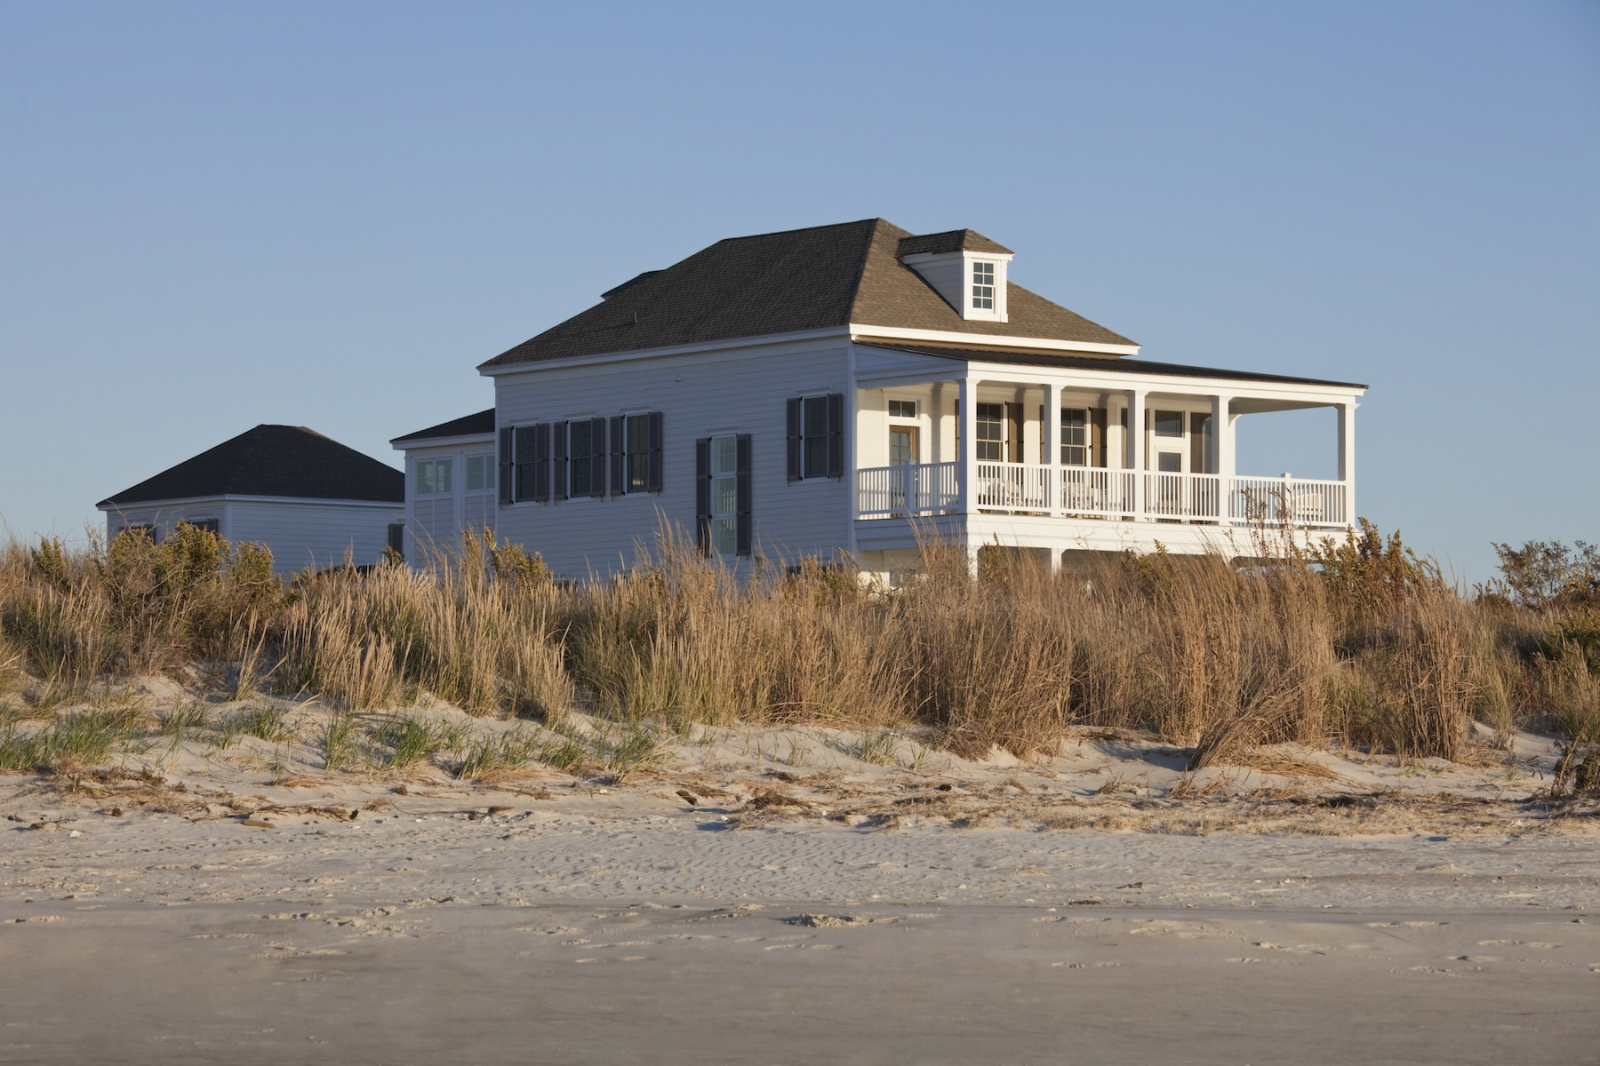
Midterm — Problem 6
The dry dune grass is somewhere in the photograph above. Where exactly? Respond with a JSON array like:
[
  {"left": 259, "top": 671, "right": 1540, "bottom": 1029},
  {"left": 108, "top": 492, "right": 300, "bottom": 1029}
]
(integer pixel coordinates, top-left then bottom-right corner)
[{"left": 2, "top": 522, "right": 1599, "bottom": 787}]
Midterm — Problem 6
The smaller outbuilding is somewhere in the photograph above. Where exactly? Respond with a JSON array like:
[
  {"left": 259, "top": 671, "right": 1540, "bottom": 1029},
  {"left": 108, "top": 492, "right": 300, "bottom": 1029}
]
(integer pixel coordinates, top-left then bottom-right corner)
[
  {"left": 97, "top": 424, "right": 405, "bottom": 575},
  {"left": 390, "top": 408, "right": 497, "bottom": 560}
]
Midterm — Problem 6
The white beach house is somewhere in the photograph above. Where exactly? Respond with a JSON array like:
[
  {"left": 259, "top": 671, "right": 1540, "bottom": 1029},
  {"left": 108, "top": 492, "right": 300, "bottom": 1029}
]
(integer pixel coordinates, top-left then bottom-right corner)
[{"left": 399, "top": 219, "right": 1365, "bottom": 580}]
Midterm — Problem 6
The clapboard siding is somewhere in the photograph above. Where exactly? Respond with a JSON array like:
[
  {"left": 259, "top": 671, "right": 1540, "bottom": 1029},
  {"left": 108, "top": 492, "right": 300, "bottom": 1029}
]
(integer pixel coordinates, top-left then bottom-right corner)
[
  {"left": 226, "top": 500, "right": 401, "bottom": 574},
  {"left": 399, "top": 441, "right": 498, "bottom": 562},
  {"left": 493, "top": 339, "right": 852, "bottom": 578}
]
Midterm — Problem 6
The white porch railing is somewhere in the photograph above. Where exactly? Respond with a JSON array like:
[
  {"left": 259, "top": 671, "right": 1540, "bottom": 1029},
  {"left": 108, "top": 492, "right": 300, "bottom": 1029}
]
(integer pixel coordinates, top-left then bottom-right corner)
[
  {"left": 857, "top": 461, "right": 960, "bottom": 518},
  {"left": 856, "top": 462, "right": 1349, "bottom": 528}
]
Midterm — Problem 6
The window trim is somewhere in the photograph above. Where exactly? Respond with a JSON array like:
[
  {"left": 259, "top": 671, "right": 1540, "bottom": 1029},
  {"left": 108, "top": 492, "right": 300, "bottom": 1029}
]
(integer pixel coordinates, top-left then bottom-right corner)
[
  {"left": 787, "top": 393, "right": 844, "bottom": 481},
  {"left": 415, "top": 456, "right": 454, "bottom": 497},
  {"left": 697, "top": 433, "right": 752, "bottom": 558},
  {"left": 971, "top": 261, "right": 996, "bottom": 311}
]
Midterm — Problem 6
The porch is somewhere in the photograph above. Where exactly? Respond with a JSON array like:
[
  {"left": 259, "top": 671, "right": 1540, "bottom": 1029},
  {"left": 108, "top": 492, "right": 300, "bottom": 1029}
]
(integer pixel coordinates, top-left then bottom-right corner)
[
  {"left": 856, "top": 462, "right": 1348, "bottom": 527},
  {"left": 847, "top": 345, "right": 1363, "bottom": 545}
]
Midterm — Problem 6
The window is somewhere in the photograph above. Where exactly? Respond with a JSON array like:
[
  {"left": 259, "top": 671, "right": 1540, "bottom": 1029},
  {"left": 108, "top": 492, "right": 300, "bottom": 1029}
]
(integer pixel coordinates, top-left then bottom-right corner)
[
  {"left": 1060, "top": 408, "right": 1089, "bottom": 467},
  {"left": 569, "top": 420, "right": 594, "bottom": 497},
  {"left": 972, "top": 262, "right": 995, "bottom": 310},
  {"left": 787, "top": 394, "right": 843, "bottom": 480},
  {"left": 888, "top": 399, "right": 917, "bottom": 419},
  {"left": 697, "top": 434, "right": 751, "bottom": 558},
  {"left": 975, "top": 402, "right": 1005, "bottom": 462},
  {"left": 180, "top": 518, "right": 220, "bottom": 534},
  {"left": 710, "top": 436, "right": 738, "bottom": 557},
  {"left": 625, "top": 415, "right": 650, "bottom": 492},
  {"left": 416, "top": 458, "right": 452, "bottom": 495},
  {"left": 465, "top": 454, "right": 494, "bottom": 492},
  {"left": 1154, "top": 411, "right": 1185, "bottom": 438}
]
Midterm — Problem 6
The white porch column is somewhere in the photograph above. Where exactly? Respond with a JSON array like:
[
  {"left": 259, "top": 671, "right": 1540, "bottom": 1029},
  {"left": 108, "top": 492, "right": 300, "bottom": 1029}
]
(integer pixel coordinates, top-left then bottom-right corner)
[
  {"left": 1212, "top": 393, "right": 1235, "bottom": 521},
  {"left": 1044, "top": 381, "right": 1061, "bottom": 516},
  {"left": 957, "top": 374, "right": 978, "bottom": 518},
  {"left": 1128, "top": 388, "right": 1147, "bottom": 520},
  {"left": 1338, "top": 401, "right": 1357, "bottom": 526}
]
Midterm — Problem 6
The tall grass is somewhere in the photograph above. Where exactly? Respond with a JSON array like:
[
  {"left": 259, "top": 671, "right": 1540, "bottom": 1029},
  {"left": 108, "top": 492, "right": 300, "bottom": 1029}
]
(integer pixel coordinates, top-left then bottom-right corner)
[{"left": 2, "top": 521, "right": 1597, "bottom": 765}]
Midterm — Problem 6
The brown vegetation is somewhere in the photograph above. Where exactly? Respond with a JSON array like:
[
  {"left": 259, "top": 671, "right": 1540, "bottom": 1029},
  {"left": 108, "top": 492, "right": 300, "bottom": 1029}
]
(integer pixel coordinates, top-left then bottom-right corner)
[{"left": 1, "top": 522, "right": 1597, "bottom": 772}]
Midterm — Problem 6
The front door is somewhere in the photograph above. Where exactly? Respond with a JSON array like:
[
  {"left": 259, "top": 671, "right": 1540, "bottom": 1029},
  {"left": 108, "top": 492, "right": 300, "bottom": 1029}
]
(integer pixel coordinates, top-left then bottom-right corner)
[
  {"left": 1150, "top": 411, "right": 1188, "bottom": 516},
  {"left": 889, "top": 426, "right": 919, "bottom": 514}
]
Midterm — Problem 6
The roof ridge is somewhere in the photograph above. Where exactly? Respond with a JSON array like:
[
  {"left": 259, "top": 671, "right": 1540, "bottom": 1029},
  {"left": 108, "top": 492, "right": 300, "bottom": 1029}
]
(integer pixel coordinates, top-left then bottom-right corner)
[
  {"left": 711, "top": 217, "right": 887, "bottom": 246},
  {"left": 842, "top": 219, "right": 898, "bottom": 323}
]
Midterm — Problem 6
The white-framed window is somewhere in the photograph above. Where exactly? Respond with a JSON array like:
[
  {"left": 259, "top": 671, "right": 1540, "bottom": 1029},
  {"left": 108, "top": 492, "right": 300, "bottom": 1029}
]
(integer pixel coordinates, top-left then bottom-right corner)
[
  {"left": 888, "top": 399, "right": 917, "bottom": 419},
  {"left": 802, "top": 395, "right": 830, "bottom": 478},
  {"left": 623, "top": 413, "right": 651, "bottom": 493},
  {"left": 416, "top": 457, "right": 453, "bottom": 495},
  {"left": 972, "top": 261, "right": 996, "bottom": 310},
  {"left": 1061, "top": 408, "right": 1089, "bottom": 467},
  {"left": 569, "top": 421, "right": 596, "bottom": 497},
  {"left": 975, "top": 402, "right": 1005, "bottom": 462},
  {"left": 465, "top": 454, "right": 495, "bottom": 493},
  {"left": 1153, "top": 410, "right": 1185, "bottom": 438},
  {"left": 709, "top": 435, "right": 738, "bottom": 559}
]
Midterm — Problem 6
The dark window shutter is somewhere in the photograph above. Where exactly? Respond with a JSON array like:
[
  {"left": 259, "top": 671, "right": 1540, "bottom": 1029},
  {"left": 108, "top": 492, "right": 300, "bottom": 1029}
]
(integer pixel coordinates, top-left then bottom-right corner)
[
  {"left": 826, "top": 392, "right": 844, "bottom": 479},
  {"left": 1091, "top": 408, "right": 1108, "bottom": 469},
  {"left": 786, "top": 398, "right": 801, "bottom": 481},
  {"left": 695, "top": 437, "right": 712, "bottom": 556},
  {"left": 532, "top": 423, "right": 551, "bottom": 503},
  {"left": 609, "top": 416, "right": 624, "bottom": 496},
  {"left": 590, "top": 417, "right": 607, "bottom": 498},
  {"left": 1039, "top": 404, "right": 1046, "bottom": 464},
  {"left": 735, "top": 434, "right": 752, "bottom": 557},
  {"left": 515, "top": 425, "right": 541, "bottom": 502},
  {"left": 647, "top": 411, "right": 664, "bottom": 493},
  {"left": 1006, "top": 402, "right": 1023, "bottom": 463},
  {"left": 498, "top": 427, "right": 514, "bottom": 505}
]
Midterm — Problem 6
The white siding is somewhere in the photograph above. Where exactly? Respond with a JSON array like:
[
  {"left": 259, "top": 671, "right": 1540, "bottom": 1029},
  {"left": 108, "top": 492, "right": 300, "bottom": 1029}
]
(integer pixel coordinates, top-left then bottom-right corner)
[
  {"left": 399, "top": 440, "right": 498, "bottom": 563},
  {"left": 226, "top": 500, "right": 402, "bottom": 575},
  {"left": 104, "top": 501, "right": 229, "bottom": 543},
  {"left": 492, "top": 339, "right": 852, "bottom": 579}
]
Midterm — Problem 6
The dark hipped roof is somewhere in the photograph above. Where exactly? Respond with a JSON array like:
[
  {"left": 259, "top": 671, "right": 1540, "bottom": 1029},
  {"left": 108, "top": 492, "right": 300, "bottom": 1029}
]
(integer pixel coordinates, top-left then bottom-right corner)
[
  {"left": 98, "top": 425, "right": 404, "bottom": 508},
  {"left": 858, "top": 343, "right": 1368, "bottom": 390},
  {"left": 897, "top": 229, "right": 1013, "bottom": 256},
  {"left": 480, "top": 219, "right": 1134, "bottom": 369},
  {"left": 391, "top": 408, "right": 496, "bottom": 445}
]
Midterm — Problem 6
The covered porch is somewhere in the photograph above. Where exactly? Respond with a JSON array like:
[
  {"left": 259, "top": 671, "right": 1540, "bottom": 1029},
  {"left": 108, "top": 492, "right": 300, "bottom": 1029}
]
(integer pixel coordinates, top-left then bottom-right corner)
[{"left": 850, "top": 351, "right": 1361, "bottom": 535}]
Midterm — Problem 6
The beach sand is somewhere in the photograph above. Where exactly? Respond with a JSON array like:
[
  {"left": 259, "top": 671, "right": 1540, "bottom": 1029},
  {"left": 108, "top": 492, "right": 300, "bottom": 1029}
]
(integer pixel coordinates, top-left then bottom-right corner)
[{"left": 3, "top": 698, "right": 1597, "bottom": 1064}]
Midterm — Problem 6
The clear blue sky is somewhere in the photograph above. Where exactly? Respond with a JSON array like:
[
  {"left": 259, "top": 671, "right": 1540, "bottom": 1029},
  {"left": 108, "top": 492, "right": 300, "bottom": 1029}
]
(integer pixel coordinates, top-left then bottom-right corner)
[{"left": 3, "top": 0, "right": 1596, "bottom": 583}]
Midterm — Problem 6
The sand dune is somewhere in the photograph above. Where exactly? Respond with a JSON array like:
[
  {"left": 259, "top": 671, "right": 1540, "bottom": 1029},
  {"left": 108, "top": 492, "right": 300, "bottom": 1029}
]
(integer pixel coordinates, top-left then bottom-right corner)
[{"left": 2, "top": 702, "right": 1597, "bottom": 1063}]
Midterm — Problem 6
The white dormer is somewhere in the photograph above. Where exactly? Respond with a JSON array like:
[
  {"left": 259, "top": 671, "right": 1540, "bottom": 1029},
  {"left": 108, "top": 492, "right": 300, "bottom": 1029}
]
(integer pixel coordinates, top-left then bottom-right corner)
[{"left": 897, "top": 229, "right": 1015, "bottom": 323}]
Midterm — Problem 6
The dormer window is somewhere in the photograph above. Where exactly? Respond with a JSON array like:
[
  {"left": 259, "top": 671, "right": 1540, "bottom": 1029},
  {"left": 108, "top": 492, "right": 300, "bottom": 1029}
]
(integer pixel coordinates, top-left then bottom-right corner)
[
  {"left": 896, "top": 230, "right": 1013, "bottom": 323},
  {"left": 972, "top": 262, "right": 996, "bottom": 310}
]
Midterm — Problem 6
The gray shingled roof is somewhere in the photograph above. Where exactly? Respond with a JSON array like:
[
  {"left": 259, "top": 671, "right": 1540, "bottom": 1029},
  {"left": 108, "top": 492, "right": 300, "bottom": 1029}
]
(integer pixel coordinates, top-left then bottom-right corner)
[
  {"left": 391, "top": 408, "right": 496, "bottom": 445},
  {"left": 98, "top": 425, "right": 404, "bottom": 508},
  {"left": 857, "top": 343, "right": 1368, "bottom": 390},
  {"left": 480, "top": 219, "right": 1135, "bottom": 369},
  {"left": 896, "top": 229, "right": 1013, "bottom": 256}
]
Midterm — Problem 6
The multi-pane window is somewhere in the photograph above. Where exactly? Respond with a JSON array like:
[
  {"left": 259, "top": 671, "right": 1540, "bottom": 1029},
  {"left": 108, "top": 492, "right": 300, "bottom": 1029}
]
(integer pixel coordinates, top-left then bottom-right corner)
[
  {"left": 1060, "top": 408, "right": 1089, "bottom": 466},
  {"left": 569, "top": 421, "right": 594, "bottom": 497},
  {"left": 1154, "top": 411, "right": 1185, "bottom": 437},
  {"left": 888, "top": 399, "right": 917, "bottom": 418},
  {"left": 972, "top": 262, "right": 995, "bottom": 310},
  {"left": 625, "top": 414, "right": 651, "bottom": 492},
  {"left": 709, "top": 435, "right": 738, "bottom": 558},
  {"left": 416, "top": 458, "right": 452, "bottom": 495},
  {"left": 975, "top": 402, "right": 1005, "bottom": 461},
  {"left": 465, "top": 455, "right": 494, "bottom": 492},
  {"left": 802, "top": 396, "right": 830, "bottom": 478}
]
